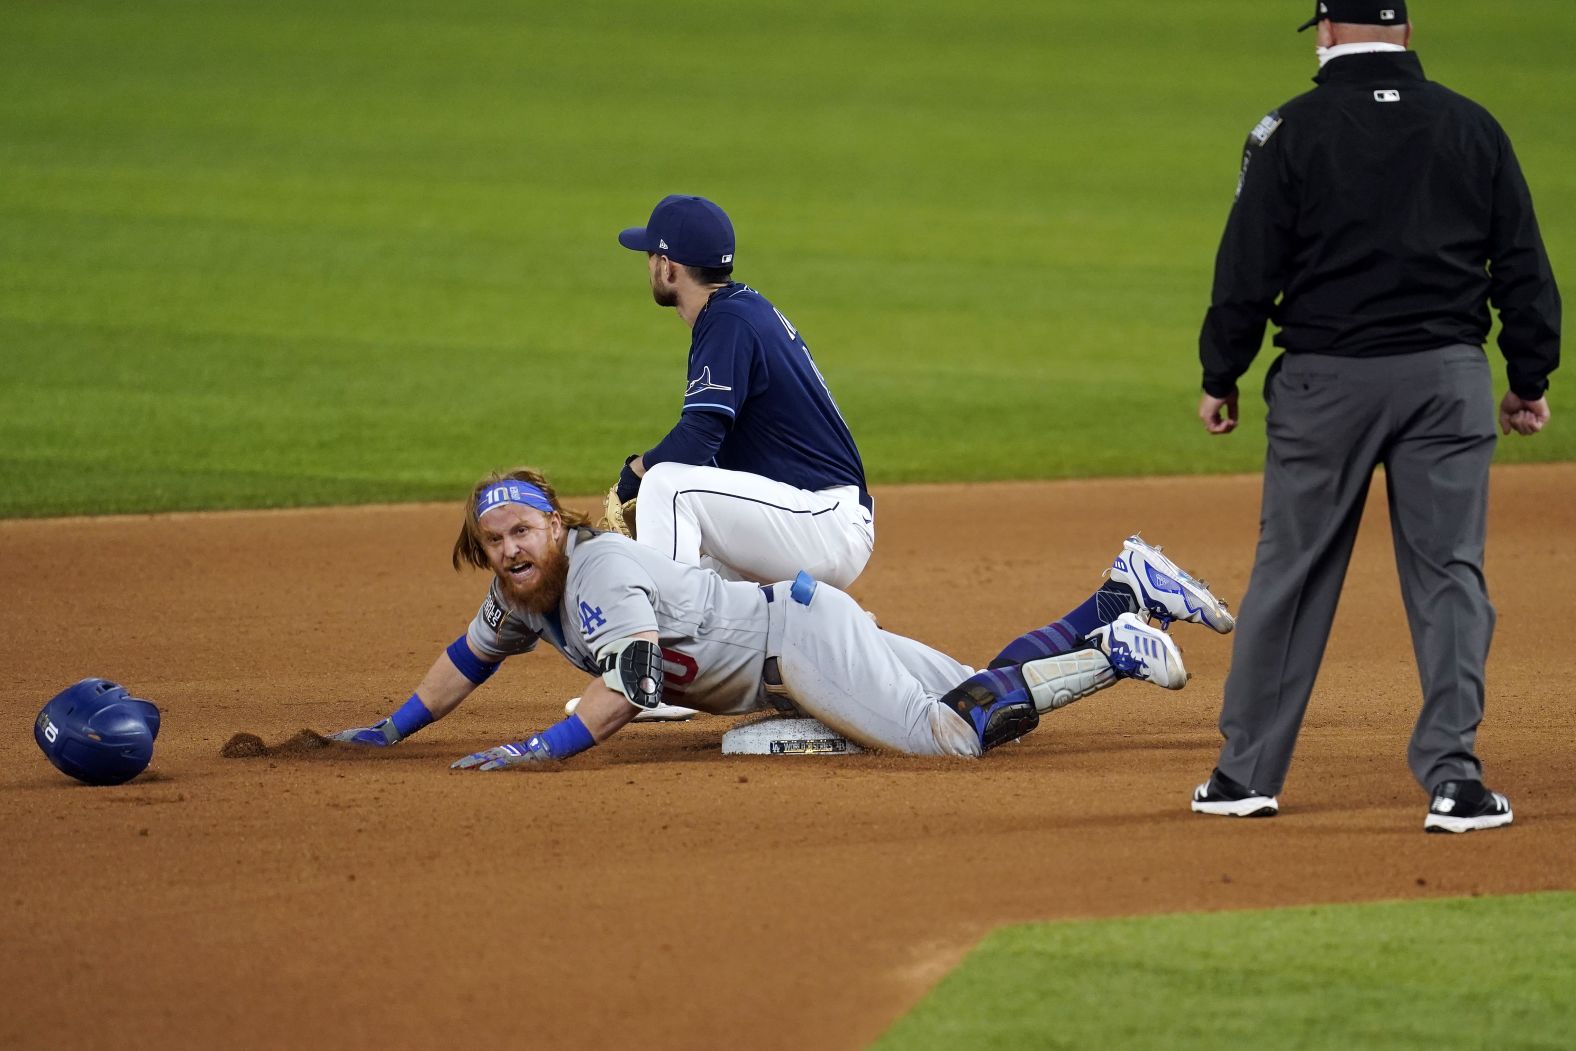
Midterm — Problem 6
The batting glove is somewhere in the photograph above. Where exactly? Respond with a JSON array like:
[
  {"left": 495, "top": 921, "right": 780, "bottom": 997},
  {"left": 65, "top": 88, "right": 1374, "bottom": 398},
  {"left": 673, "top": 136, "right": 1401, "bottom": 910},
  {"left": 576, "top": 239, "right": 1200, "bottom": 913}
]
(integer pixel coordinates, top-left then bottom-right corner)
[
  {"left": 328, "top": 720, "right": 399, "bottom": 746},
  {"left": 451, "top": 738, "right": 551, "bottom": 770}
]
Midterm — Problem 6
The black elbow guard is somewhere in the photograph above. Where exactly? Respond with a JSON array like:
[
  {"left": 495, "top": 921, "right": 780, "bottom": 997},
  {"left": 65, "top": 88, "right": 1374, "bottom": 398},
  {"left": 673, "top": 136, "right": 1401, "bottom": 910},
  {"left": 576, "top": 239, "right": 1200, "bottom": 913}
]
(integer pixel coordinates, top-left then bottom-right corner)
[{"left": 597, "top": 638, "right": 664, "bottom": 710}]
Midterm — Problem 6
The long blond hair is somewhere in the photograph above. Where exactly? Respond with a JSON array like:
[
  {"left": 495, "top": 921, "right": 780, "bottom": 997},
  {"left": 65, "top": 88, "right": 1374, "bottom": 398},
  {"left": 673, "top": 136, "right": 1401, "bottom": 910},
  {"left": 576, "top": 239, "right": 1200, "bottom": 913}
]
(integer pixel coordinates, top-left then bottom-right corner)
[{"left": 452, "top": 467, "right": 591, "bottom": 571}]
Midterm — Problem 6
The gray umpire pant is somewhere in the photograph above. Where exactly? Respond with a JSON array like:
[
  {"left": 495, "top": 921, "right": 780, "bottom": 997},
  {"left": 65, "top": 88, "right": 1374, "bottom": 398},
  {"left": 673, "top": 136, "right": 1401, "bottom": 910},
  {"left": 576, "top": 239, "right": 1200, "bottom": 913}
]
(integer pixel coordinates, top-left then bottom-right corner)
[{"left": 1215, "top": 345, "right": 1498, "bottom": 796}]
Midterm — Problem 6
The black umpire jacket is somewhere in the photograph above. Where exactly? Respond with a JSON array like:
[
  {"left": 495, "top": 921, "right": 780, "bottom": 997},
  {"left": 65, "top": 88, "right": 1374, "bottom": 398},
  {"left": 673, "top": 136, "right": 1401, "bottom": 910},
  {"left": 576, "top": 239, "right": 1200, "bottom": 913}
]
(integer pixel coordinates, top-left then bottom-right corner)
[{"left": 1199, "top": 50, "right": 1561, "bottom": 401}]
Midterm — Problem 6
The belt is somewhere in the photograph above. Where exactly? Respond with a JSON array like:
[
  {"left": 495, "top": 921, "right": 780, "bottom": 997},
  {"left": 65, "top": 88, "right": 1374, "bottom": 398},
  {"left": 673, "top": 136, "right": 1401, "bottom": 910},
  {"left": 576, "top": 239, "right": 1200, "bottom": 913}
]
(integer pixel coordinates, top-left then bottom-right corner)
[{"left": 758, "top": 579, "right": 812, "bottom": 711}]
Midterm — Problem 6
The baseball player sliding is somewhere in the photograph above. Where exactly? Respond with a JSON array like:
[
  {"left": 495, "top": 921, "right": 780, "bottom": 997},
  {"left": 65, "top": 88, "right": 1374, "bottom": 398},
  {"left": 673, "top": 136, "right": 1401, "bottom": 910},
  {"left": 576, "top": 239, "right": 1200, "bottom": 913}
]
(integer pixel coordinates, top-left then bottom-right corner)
[
  {"left": 599, "top": 195, "right": 875, "bottom": 722},
  {"left": 329, "top": 468, "right": 1235, "bottom": 766}
]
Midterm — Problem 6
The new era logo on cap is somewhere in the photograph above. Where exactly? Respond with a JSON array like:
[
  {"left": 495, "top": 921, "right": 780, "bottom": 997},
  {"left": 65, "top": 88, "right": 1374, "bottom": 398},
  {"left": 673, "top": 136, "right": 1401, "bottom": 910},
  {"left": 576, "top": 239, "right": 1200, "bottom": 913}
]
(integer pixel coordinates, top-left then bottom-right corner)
[{"left": 617, "top": 195, "right": 736, "bottom": 268}]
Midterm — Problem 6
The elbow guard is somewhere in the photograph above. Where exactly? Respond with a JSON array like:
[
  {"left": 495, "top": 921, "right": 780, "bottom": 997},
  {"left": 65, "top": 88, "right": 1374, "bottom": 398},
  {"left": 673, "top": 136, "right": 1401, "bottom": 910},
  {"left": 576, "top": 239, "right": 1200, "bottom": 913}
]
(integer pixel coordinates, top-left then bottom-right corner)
[{"left": 597, "top": 638, "right": 664, "bottom": 710}]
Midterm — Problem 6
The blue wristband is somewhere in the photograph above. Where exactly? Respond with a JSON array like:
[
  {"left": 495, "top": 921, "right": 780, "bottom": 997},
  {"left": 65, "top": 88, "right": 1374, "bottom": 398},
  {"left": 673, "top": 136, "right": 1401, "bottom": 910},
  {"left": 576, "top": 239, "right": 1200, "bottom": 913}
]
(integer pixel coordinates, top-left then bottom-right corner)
[
  {"left": 616, "top": 460, "right": 641, "bottom": 503},
  {"left": 446, "top": 635, "right": 501, "bottom": 685},
  {"left": 534, "top": 713, "right": 596, "bottom": 759},
  {"left": 388, "top": 694, "right": 433, "bottom": 740}
]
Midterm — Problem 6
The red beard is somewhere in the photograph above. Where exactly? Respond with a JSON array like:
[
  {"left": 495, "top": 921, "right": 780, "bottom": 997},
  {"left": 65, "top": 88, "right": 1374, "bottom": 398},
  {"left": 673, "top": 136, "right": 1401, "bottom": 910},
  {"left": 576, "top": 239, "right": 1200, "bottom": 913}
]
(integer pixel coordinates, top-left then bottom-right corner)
[{"left": 504, "top": 544, "right": 570, "bottom": 615}]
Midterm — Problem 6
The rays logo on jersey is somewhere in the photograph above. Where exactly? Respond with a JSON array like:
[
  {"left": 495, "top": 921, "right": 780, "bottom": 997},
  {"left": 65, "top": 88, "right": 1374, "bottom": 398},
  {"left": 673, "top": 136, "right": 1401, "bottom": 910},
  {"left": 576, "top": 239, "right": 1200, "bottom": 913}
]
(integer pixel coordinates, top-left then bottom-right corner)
[{"left": 684, "top": 366, "right": 732, "bottom": 398}]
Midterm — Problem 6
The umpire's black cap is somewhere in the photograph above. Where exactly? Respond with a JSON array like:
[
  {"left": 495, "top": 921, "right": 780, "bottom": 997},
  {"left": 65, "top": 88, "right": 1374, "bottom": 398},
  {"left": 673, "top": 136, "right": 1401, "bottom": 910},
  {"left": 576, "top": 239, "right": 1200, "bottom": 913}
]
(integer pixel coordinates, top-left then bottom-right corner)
[{"left": 1298, "top": 0, "right": 1408, "bottom": 31}]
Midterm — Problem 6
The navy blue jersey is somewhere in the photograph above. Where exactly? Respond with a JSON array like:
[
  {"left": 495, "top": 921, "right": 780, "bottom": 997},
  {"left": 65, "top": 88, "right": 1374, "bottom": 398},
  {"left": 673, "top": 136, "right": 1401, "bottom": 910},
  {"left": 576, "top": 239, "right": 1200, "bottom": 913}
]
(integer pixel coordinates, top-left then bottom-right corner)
[{"left": 678, "top": 283, "right": 870, "bottom": 508}]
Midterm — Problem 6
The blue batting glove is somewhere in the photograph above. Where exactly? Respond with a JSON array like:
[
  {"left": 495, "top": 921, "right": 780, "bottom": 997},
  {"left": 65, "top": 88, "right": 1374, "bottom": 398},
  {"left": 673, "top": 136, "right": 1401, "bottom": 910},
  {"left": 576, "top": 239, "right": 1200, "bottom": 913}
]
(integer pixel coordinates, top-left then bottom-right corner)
[
  {"left": 451, "top": 739, "right": 546, "bottom": 770},
  {"left": 329, "top": 720, "right": 398, "bottom": 746}
]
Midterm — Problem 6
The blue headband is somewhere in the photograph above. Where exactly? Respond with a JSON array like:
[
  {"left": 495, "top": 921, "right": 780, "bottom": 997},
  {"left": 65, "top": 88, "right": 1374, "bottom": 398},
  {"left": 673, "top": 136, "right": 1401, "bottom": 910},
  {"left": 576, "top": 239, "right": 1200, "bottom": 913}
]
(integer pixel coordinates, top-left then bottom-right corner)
[{"left": 476, "top": 480, "right": 555, "bottom": 518}]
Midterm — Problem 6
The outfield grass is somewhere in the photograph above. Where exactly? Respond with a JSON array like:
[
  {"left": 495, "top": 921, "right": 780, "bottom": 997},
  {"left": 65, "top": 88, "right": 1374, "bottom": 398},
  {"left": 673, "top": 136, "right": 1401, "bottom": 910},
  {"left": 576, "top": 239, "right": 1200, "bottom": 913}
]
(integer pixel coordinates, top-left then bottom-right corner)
[
  {"left": 2, "top": 1, "right": 1571, "bottom": 516},
  {"left": 874, "top": 892, "right": 1576, "bottom": 1050}
]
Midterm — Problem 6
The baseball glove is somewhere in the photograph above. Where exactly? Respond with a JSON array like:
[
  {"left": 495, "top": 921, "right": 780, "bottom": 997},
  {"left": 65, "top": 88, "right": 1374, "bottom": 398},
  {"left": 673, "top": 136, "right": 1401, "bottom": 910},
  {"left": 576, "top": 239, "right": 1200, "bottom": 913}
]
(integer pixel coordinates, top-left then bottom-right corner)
[{"left": 596, "top": 486, "right": 638, "bottom": 539}]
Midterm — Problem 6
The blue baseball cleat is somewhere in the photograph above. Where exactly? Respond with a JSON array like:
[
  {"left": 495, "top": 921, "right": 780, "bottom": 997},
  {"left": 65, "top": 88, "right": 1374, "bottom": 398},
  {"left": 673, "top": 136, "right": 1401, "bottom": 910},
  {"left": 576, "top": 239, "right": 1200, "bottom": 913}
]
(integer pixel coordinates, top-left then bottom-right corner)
[{"left": 1109, "top": 535, "right": 1235, "bottom": 634}]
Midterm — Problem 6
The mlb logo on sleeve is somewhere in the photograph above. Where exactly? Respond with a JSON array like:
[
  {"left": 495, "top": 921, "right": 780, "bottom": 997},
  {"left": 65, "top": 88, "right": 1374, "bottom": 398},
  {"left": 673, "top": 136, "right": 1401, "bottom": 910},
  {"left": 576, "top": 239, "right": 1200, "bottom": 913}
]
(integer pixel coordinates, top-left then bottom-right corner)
[{"left": 1249, "top": 112, "right": 1283, "bottom": 146}]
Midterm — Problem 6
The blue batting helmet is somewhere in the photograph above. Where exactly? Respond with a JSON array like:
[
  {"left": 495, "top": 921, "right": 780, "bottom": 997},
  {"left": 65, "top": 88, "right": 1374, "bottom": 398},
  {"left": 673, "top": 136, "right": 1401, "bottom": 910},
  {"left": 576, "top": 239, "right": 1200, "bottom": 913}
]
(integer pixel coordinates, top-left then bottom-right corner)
[{"left": 34, "top": 678, "right": 162, "bottom": 786}]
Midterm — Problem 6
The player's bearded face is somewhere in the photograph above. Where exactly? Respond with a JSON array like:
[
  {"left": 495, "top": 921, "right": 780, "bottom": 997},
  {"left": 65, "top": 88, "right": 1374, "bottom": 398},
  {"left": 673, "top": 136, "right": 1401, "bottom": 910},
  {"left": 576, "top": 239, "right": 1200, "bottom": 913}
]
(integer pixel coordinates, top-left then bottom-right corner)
[
  {"left": 649, "top": 254, "right": 679, "bottom": 307},
  {"left": 479, "top": 505, "right": 570, "bottom": 614}
]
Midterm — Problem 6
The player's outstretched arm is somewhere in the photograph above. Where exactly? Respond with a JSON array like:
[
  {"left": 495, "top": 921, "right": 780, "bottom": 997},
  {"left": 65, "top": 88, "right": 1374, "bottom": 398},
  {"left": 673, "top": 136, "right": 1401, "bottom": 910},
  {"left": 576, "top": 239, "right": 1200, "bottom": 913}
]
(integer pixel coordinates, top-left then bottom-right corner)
[
  {"left": 450, "top": 678, "right": 639, "bottom": 771},
  {"left": 452, "top": 631, "right": 657, "bottom": 770},
  {"left": 330, "top": 636, "right": 501, "bottom": 746}
]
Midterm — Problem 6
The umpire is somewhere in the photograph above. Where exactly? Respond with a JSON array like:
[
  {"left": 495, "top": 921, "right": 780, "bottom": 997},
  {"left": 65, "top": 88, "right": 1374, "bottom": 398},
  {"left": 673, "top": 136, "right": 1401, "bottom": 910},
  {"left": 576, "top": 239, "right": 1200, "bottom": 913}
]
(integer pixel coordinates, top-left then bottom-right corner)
[{"left": 1190, "top": 1, "right": 1561, "bottom": 832}]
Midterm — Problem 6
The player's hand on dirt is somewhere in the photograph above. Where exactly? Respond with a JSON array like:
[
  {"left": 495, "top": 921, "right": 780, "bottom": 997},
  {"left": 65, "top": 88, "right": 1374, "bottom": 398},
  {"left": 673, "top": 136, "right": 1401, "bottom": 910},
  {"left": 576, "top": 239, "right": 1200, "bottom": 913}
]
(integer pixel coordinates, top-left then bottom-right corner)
[
  {"left": 451, "top": 740, "right": 540, "bottom": 770},
  {"left": 1499, "top": 391, "right": 1549, "bottom": 436},
  {"left": 328, "top": 721, "right": 395, "bottom": 746},
  {"left": 1199, "top": 391, "right": 1239, "bottom": 435}
]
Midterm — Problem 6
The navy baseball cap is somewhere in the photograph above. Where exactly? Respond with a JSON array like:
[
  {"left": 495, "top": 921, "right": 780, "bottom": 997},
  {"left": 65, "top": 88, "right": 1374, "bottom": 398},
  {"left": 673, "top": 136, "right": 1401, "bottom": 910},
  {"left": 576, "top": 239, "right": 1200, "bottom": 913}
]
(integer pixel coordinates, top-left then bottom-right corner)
[
  {"left": 617, "top": 195, "right": 735, "bottom": 268},
  {"left": 1298, "top": 0, "right": 1407, "bottom": 31}
]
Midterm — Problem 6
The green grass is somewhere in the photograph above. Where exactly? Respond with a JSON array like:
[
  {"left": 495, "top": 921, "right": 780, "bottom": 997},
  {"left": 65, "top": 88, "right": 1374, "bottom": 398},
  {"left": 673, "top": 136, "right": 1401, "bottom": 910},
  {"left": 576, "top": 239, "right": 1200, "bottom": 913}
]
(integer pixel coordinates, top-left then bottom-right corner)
[
  {"left": 2, "top": 0, "right": 1572, "bottom": 515},
  {"left": 874, "top": 892, "right": 1576, "bottom": 1050}
]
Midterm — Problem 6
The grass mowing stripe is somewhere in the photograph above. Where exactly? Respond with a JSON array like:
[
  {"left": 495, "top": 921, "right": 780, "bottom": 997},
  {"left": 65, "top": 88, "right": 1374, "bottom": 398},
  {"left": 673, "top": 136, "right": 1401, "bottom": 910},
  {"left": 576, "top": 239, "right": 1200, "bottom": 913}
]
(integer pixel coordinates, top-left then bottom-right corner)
[
  {"left": 2, "top": 1, "right": 1570, "bottom": 516},
  {"left": 874, "top": 892, "right": 1576, "bottom": 1051}
]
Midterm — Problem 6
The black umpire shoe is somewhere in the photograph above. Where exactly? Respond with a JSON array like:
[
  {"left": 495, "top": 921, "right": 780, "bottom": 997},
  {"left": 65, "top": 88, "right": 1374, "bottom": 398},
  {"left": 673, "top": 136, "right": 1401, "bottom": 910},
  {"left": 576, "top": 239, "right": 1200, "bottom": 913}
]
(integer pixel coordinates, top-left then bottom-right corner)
[
  {"left": 1191, "top": 767, "right": 1278, "bottom": 818},
  {"left": 1424, "top": 780, "right": 1514, "bottom": 834}
]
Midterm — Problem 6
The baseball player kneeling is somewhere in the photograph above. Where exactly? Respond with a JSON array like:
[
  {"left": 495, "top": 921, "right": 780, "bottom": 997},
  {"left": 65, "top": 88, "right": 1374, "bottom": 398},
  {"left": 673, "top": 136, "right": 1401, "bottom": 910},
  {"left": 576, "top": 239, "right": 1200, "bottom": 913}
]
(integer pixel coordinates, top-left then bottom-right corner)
[
  {"left": 598, "top": 194, "right": 876, "bottom": 722},
  {"left": 331, "top": 468, "right": 1234, "bottom": 765}
]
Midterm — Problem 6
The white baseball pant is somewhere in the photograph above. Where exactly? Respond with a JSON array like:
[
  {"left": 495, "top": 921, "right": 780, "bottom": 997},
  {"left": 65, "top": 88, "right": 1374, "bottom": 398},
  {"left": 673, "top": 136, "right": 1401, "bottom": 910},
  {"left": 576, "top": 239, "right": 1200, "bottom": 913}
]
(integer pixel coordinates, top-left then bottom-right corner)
[{"left": 635, "top": 463, "right": 874, "bottom": 589}]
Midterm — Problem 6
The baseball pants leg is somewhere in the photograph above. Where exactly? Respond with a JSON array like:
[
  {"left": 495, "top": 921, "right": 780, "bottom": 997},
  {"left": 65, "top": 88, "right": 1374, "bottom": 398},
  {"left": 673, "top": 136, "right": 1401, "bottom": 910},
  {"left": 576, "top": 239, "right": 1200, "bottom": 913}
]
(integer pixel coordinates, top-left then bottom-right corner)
[
  {"left": 635, "top": 463, "right": 874, "bottom": 588},
  {"left": 1215, "top": 354, "right": 1392, "bottom": 795},
  {"left": 772, "top": 584, "right": 981, "bottom": 757},
  {"left": 1381, "top": 346, "right": 1498, "bottom": 791}
]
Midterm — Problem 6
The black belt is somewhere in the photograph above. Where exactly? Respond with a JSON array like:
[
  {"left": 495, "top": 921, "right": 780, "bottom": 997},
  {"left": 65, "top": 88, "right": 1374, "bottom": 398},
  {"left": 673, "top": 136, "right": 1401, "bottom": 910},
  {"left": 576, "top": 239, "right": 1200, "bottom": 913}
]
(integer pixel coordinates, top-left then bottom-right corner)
[{"left": 759, "top": 585, "right": 786, "bottom": 688}]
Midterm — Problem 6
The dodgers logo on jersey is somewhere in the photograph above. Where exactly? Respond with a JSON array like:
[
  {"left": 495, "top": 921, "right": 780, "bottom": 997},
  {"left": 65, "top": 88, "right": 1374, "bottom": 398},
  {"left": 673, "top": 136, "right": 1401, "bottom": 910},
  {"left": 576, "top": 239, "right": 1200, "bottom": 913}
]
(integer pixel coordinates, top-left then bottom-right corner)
[
  {"left": 684, "top": 366, "right": 732, "bottom": 399},
  {"left": 578, "top": 601, "right": 606, "bottom": 635}
]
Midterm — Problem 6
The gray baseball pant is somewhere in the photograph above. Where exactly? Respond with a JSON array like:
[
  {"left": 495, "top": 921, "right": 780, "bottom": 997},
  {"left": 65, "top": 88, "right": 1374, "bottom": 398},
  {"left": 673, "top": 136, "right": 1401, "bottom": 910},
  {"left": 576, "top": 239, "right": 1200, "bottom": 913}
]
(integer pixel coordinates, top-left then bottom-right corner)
[{"left": 1215, "top": 345, "right": 1498, "bottom": 796}]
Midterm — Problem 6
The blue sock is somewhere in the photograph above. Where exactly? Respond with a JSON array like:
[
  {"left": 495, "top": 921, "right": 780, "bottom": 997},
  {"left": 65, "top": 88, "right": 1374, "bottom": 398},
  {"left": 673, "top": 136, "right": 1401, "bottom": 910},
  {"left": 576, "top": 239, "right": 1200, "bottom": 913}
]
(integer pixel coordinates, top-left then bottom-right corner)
[{"left": 989, "top": 583, "right": 1138, "bottom": 667}]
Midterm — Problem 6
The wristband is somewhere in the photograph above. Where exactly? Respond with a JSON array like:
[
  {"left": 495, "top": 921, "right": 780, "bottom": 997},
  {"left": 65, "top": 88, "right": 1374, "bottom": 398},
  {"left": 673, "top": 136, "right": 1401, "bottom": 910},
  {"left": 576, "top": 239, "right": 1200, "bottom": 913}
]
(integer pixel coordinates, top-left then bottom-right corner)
[
  {"left": 446, "top": 635, "right": 501, "bottom": 685},
  {"left": 388, "top": 694, "right": 433, "bottom": 740},
  {"left": 616, "top": 458, "right": 642, "bottom": 503},
  {"left": 534, "top": 713, "right": 596, "bottom": 759}
]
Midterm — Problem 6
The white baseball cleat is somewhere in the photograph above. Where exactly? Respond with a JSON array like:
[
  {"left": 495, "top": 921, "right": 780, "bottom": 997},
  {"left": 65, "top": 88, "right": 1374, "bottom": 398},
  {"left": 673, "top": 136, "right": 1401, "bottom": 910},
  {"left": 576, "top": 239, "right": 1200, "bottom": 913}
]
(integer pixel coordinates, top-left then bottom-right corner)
[
  {"left": 563, "top": 696, "right": 699, "bottom": 722},
  {"left": 1109, "top": 535, "right": 1235, "bottom": 634},
  {"left": 1088, "top": 612, "right": 1189, "bottom": 690}
]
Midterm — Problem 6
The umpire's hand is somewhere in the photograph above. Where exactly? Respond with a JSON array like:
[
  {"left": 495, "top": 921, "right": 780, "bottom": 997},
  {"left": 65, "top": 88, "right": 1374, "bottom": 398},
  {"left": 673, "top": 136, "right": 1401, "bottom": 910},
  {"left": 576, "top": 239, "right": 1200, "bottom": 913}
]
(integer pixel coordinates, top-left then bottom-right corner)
[
  {"left": 1199, "top": 391, "right": 1239, "bottom": 435},
  {"left": 1499, "top": 391, "right": 1551, "bottom": 436}
]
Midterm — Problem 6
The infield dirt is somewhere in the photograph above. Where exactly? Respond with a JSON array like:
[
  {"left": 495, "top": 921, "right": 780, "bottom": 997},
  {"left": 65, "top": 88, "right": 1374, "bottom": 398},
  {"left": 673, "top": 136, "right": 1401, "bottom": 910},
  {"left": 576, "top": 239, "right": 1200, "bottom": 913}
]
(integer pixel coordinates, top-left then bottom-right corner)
[{"left": 4, "top": 467, "right": 1574, "bottom": 1050}]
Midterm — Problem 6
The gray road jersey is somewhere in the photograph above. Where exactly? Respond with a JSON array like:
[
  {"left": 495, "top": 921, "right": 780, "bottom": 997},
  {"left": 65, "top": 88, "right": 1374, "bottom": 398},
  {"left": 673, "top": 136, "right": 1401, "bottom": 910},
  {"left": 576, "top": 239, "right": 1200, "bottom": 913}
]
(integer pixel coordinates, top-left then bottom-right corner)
[{"left": 465, "top": 528, "right": 771, "bottom": 715}]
